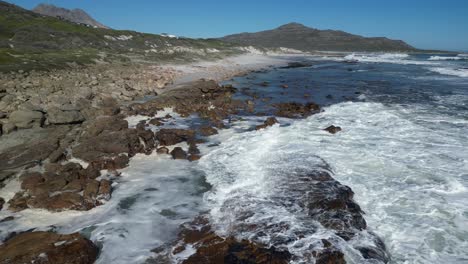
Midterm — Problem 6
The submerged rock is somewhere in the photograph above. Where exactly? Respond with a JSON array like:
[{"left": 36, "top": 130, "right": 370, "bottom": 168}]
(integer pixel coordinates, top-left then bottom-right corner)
[
  {"left": 274, "top": 102, "right": 320, "bottom": 118},
  {"left": 324, "top": 125, "right": 342, "bottom": 134},
  {"left": 171, "top": 147, "right": 187, "bottom": 160},
  {"left": 255, "top": 117, "right": 278, "bottom": 130},
  {"left": 0, "top": 231, "right": 98, "bottom": 264}
]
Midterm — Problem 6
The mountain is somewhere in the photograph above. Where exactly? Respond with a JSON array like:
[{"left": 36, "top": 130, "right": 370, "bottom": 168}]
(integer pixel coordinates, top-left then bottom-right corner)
[
  {"left": 0, "top": 1, "right": 241, "bottom": 72},
  {"left": 221, "top": 22, "right": 415, "bottom": 52},
  {"left": 32, "top": 3, "right": 108, "bottom": 29}
]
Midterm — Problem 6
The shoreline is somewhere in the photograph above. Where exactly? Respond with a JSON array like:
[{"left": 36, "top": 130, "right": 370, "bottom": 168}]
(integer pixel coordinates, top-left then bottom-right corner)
[{"left": 0, "top": 54, "right": 390, "bottom": 263}]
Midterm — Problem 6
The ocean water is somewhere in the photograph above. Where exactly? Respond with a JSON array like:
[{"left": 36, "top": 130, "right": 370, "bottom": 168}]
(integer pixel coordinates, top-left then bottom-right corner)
[{"left": 1, "top": 53, "right": 467, "bottom": 263}]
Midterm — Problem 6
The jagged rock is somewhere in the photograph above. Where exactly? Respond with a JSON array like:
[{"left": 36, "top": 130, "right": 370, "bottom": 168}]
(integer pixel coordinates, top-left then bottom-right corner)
[
  {"left": 173, "top": 217, "right": 291, "bottom": 264},
  {"left": 0, "top": 231, "right": 98, "bottom": 264},
  {"left": 274, "top": 102, "right": 320, "bottom": 118},
  {"left": 47, "top": 107, "right": 85, "bottom": 125},
  {"left": 8, "top": 110, "right": 44, "bottom": 129},
  {"left": 156, "top": 129, "right": 195, "bottom": 146},
  {"left": 324, "top": 125, "right": 342, "bottom": 134},
  {"left": 255, "top": 117, "right": 278, "bottom": 130},
  {"left": 171, "top": 147, "right": 187, "bottom": 160}
]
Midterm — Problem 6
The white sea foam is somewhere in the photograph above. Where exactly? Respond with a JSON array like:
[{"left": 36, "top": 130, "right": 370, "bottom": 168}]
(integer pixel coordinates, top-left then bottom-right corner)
[
  {"left": 428, "top": 56, "right": 463, "bottom": 61},
  {"left": 429, "top": 67, "right": 468, "bottom": 77},
  {"left": 344, "top": 53, "right": 438, "bottom": 65},
  {"left": 287, "top": 102, "right": 468, "bottom": 263}
]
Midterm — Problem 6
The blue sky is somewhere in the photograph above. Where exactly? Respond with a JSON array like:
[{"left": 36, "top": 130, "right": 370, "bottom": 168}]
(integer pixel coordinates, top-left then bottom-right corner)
[{"left": 8, "top": 0, "right": 468, "bottom": 51}]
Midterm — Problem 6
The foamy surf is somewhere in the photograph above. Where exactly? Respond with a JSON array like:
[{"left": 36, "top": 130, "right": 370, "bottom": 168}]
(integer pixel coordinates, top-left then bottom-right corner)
[
  {"left": 344, "top": 53, "right": 438, "bottom": 65},
  {"left": 429, "top": 67, "right": 468, "bottom": 77}
]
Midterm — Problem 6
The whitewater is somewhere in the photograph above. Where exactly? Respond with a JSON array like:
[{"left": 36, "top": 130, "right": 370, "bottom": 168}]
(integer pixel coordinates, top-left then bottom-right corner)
[{"left": 0, "top": 53, "right": 467, "bottom": 263}]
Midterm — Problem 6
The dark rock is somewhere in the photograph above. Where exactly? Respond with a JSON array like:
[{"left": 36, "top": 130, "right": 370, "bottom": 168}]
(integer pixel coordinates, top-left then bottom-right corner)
[
  {"left": 156, "top": 129, "right": 195, "bottom": 146},
  {"left": 188, "top": 155, "right": 201, "bottom": 162},
  {"left": 281, "top": 62, "right": 312, "bottom": 69},
  {"left": 324, "top": 125, "right": 342, "bottom": 134},
  {"left": 149, "top": 118, "right": 164, "bottom": 126},
  {"left": 171, "top": 147, "right": 187, "bottom": 160},
  {"left": 255, "top": 117, "right": 279, "bottom": 130},
  {"left": 274, "top": 102, "right": 320, "bottom": 118},
  {"left": 198, "top": 126, "right": 218, "bottom": 136},
  {"left": 0, "top": 216, "right": 14, "bottom": 223},
  {"left": 175, "top": 217, "right": 291, "bottom": 264},
  {"left": 97, "top": 179, "right": 112, "bottom": 200},
  {"left": 0, "top": 231, "right": 98, "bottom": 264},
  {"left": 0, "top": 197, "right": 4, "bottom": 210},
  {"left": 315, "top": 249, "right": 346, "bottom": 264}
]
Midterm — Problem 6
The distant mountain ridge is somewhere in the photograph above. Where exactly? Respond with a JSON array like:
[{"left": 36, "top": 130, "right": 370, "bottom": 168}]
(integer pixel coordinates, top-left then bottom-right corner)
[
  {"left": 221, "top": 22, "right": 415, "bottom": 52},
  {"left": 32, "top": 3, "right": 109, "bottom": 29}
]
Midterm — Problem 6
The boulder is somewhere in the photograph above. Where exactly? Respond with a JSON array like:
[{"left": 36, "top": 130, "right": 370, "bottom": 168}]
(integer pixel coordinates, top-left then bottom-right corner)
[
  {"left": 8, "top": 110, "right": 44, "bottom": 129},
  {"left": 47, "top": 107, "right": 85, "bottom": 125},
  {"left": 156, "top": 129, "right": 195, "bottom": 146},
  {"left": 0, "top": 231, "right": 98, "bottom": 264},
  {"left": 198, "top": 126, "right": 218, "bottom": 136},
  {"left": 1, "top": 122, "right": 16, "bottom": 134},
  {"left": 171, "top": 147, "right": 187, "bottom": 160},
  {"left": 324, "top": 125, "right": 342, "bottom": 134}
]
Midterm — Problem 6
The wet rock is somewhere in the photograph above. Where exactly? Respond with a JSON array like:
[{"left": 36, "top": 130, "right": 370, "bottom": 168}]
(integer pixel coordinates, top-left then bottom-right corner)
[
  {"left": 274, "top": 102, "right": 320, "bottom": 118},
  {"left": 281, "top": 62, "right": 312, "bottom": 69},
  {"left": 171, "top": 147, "right": 187, "bottom": 160},
  {"left": 156, "top": 129, "right": 195, "bottom": 146},
  {"left": 324, "top": 125, "right": 342, "bottom": 134},
  {"left": 0, "top": 231, "right": 98, "bottom": 264},
  {"left": 157, "top": 147, "right": 169, "bottom": 154},
  {"left": 188, "top": 155, "right": 201, "bottom": 162},
  {"left": 188, "top": 143, "right": 200, "bottom": 155},
  {"left": 315, "top": 249, "right": 346, "bottom": 264},
  {"left": 255, "top": 117, "right": 279, "bottom": 130},
  {"left": 149, "top": 118, "right": 164, "bottom": 126},
  {"left": 198, "top": 126, "right": 218, "bottom": 136},
  {"left": 8, "top": 109, "right": 44, "bottom": 129},
  {"left": 47, "top": 107, "right": 85, "bottom": 125},
  {"left": 174, "top": 217, "right": 291, "bottom": 264},
  {"left": 41, "top": 192, "right": 88, "bottom": 211},
  {"left": 97, "top": 179, "right": 112, "bottom": 200},
  {"left": 0, "top": 197, "right": 4, "bottom": 210}
]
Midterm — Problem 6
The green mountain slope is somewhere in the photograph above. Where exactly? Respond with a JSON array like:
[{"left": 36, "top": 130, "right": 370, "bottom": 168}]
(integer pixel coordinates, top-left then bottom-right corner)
[{"left": 0, "top": 1, "right": 241, "bottom": 72}]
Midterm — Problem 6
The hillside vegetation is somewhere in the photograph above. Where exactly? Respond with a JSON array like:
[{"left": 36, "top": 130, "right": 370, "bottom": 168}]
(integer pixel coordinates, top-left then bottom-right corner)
[{"left": 0, "top": 1, "right": 242, "bottom": 72}]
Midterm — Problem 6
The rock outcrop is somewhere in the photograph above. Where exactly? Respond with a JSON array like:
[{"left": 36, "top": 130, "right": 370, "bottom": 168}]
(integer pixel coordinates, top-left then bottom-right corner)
[{"left": 0, "top": 231, "right": 98, "bottom": 264}]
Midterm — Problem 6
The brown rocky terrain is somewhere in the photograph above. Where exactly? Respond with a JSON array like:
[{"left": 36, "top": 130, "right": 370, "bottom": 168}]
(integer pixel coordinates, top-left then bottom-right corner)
[
  {"left": 0, "top": 231, "right": 98, "bottom": 264},
  {"left": 0, "top": 62, "right": 388, "bottom": 263}
]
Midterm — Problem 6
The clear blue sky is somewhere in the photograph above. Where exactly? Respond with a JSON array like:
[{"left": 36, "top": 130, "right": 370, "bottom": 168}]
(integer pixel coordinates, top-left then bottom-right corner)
[{"left": 7, "top": 0, "right": 468, "bottom": 51}]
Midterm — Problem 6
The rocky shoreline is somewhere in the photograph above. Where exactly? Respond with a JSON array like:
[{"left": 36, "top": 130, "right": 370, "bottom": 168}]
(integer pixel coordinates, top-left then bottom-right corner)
[{"left": 0, "top": 57, "right": 389, "bottom": 263}]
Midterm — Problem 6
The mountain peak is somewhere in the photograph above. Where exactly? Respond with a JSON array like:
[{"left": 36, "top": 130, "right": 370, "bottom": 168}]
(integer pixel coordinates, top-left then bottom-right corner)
[
  {"left": 277, "top": 22, "right": 310, "bottom": 30},
  {"left": 32, "top": 3, "right": 108, "bottom": 29}
]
